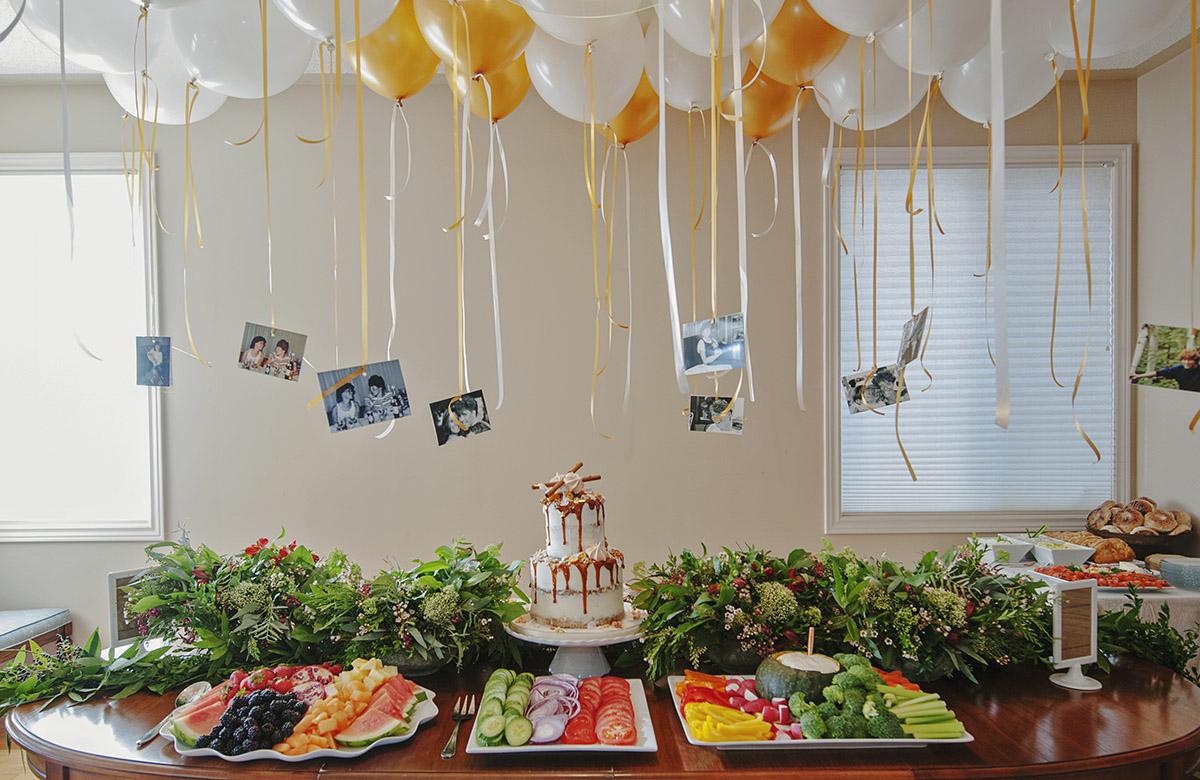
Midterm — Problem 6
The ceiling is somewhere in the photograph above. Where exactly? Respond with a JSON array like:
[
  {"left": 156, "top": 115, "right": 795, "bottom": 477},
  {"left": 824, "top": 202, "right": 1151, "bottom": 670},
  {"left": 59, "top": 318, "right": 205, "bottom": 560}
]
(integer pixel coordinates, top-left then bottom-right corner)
[{"left": 0, "top": 5, "right": 1190, "bottom": 81}]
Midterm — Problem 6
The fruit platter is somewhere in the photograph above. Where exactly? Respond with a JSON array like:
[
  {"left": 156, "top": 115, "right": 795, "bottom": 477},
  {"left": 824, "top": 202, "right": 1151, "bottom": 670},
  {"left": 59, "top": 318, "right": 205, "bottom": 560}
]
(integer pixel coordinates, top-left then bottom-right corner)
[
  {"left": 669, "top": 651, "right": 973, "bottom": 750},
  {"left": 1034, "top": 564, "right": 1173, "bottom": 591},
  {"left": 465, "top": 668, "right": 657, "bottom": 753},
  {"left": 162, "top": 658, "right": 437, "bottom": 762}
]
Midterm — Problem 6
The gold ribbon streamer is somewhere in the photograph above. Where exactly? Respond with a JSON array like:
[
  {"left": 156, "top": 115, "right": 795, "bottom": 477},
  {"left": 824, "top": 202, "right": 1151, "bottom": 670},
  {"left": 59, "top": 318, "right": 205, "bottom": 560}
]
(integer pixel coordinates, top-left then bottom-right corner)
[
  {"left": 354, "top": 0, "right": 368, "bottom": 367},
  {"left": 918, "top": 77, "right": 941, "bottom": 390},
  {"left": 1049, "top": 57, "right": 1066, "bottom": 388},
  {"left": 895, "top": 366, "right": 916, "bottom": 480},
  {"left": 1192, "top": 0, "right": 1199, "bottom": 431},
  {"left": 583, "top": 44, "right": 612, "bottom": 439},
  {"left": 258, "top": 0, "right": 276, "bottom": 332},
  {"left": 688, "top": 105, "right": 708, "bottom": 322},
  {"left": 981, "top": 123, "right": 996, "bottom": 367},
  {"left": 297, "top": 40, "right": 334, "bottom": 190},
  {"left": 180, "top": 80, "right": 205, "bottom": 364},
  {"left": 451, "top": 3, "right": 467, "bottom": 392}
]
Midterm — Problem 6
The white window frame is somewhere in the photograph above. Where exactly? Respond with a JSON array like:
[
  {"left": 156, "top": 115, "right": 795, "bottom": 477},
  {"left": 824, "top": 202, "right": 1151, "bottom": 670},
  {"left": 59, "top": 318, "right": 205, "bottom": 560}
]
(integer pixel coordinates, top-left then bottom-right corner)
[
  {"left": 822, "top": 144, "right": 1132, "bottom": 535},
  {"left": 0, "top": 152, "right": 164, "bottom": 542}
]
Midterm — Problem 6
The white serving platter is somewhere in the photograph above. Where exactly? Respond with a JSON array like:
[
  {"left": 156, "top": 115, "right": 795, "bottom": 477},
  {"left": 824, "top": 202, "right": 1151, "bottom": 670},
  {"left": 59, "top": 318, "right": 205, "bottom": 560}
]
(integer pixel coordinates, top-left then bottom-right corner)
[
  {"left": 465, "top": 677, "right": 657, "bottom": 754},
  {"left": 668, "top": 675, "right": 975, "bottom": 751},
  {"left": 161, "top": 686, "right": 438, "bottom": 762}
]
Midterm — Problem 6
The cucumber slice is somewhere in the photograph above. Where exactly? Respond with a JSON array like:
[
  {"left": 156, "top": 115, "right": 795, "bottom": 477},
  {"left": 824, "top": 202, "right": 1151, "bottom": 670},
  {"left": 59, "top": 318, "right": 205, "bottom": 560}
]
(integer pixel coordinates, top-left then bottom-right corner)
[
  {"left": 504, "top": 710, "right": 522, "bottom": 723},
  {"left": 479, "top": 714, "right": 507, "bottom": 740},
  {"left": 504, "top": 716, "right": 533, "bottom": 747},
  {"left": 505, "top": 696, "right": 528, "bottom": 712},
  {"left": 515, "top": 672, "right": 535, "bottom": 686},
  {"left": 476, "top": 731, "right": 504, "bottom": 747},
  {"left": 477, "top": 698, "right": 504, "bottom": 720}
]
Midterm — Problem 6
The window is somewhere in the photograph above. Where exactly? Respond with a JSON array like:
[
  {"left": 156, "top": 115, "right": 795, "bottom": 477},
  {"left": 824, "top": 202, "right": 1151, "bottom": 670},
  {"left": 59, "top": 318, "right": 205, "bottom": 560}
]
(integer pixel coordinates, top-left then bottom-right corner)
[
  {"left": 0, "top": 153, "right": 163, "bottom": 541},
  {"left": 825, "top": 145, "right": 1130, "bottom": 534}
]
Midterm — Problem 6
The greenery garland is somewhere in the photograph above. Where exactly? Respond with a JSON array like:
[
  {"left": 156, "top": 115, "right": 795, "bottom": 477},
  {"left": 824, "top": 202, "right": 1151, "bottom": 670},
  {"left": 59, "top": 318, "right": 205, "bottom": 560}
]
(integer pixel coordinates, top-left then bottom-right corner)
[{"left": 2, "top": 535, "right": 1197, "bottom": 718}]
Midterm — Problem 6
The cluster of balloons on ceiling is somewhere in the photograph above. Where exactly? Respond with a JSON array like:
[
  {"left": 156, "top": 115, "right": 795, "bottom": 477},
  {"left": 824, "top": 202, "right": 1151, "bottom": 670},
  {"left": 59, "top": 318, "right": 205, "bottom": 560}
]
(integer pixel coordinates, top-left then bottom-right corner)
[{"left": 7, "top": 0, "right": 1187, "bottom": 142}]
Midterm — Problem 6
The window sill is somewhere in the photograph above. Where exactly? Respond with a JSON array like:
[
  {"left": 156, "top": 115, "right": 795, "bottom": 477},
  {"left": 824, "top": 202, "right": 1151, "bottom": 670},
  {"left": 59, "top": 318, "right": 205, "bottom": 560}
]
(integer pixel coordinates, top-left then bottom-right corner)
[
  {"left": 0, "top": 522, "right": 163, "bottom": 543},
  {"left": 827, "top": 510, "right": 1091, "bottom": 535}
]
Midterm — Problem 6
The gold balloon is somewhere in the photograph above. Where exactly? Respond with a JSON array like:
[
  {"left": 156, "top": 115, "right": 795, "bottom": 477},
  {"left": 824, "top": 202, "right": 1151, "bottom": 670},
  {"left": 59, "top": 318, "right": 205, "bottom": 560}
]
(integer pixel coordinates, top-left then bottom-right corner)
[
  {"left": 746, "top": 0, "right": 847, "bottom": 88},
  {"left": 413, "top": 0, "right": 534, "bottom": 77},
  {"left": 345, "top": 0, "right": 440, "bottom": 101},
  {"left": 446, "top": 54, "right": 531, "bottom": 122},
  {"left": 607, "top": 72, "right": 659, "bottom": 147},
  {"left": 721, "top": 66, "right": 804, "bottom": 141}
]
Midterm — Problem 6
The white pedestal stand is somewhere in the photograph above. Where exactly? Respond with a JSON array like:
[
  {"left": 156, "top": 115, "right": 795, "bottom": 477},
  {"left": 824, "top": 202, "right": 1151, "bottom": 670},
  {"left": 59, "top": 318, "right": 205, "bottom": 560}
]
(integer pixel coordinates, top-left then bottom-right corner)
[
  {"left": 504, "top": 604, "right": 643, "bottom": 679},
  {"left": 1049, "top": 663, "right": 1103, "bottom": 691}
]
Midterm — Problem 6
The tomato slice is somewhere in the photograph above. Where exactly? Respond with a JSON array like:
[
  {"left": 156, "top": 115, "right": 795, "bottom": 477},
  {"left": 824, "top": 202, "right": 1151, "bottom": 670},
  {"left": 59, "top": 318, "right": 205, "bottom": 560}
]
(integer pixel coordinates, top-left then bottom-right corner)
[
  {"left": 561, "top": 715, "right": 597, "bottom": 744},
  {"left": 597, "top": 718, "right": 637, "bottom": 745}
]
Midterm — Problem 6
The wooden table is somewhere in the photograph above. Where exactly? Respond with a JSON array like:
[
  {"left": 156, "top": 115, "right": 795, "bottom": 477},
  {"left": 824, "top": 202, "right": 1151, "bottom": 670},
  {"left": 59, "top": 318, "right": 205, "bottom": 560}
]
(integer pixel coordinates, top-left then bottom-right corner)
[{"left": 7, "top": 658, "right": 1200, "bottom": 780}]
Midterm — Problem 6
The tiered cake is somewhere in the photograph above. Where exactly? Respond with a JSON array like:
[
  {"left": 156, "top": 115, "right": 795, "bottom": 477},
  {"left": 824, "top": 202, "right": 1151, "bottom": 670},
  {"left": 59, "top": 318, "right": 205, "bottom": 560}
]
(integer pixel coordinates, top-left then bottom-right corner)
[{"left": 528, "top": 462, "right": 626, "bottom": 628}]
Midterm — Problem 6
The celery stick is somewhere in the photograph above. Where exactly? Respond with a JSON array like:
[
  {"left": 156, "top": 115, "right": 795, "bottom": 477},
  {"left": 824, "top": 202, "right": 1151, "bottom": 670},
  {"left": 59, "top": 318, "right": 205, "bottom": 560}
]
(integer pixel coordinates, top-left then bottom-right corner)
[
  {"left": 888, "top": 693, "right": 939, "bottom": 709},
  {"left": 901, "top": 713, "right": 957, "bottom": 725},
  {"left": 890, "top": 702, "right": 948, "bottom": 717}
]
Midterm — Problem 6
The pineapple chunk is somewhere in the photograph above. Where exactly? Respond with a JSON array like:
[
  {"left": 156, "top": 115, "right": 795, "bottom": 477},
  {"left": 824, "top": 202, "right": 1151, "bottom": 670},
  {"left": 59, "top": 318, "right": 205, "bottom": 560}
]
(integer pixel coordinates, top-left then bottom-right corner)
[
  {"left": 382, "top": 665, "right": 398, "bottom": 678},
  {"left": 317, "top": 717, "right": 339, "bottom": 735}
]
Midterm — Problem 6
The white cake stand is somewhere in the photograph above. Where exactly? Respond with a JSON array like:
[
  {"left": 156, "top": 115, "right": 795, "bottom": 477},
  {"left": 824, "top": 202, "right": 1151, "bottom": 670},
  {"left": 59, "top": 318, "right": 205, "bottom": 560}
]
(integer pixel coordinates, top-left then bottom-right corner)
[{"left": 504, "top": 603, "right": 644, "bottom": 678}]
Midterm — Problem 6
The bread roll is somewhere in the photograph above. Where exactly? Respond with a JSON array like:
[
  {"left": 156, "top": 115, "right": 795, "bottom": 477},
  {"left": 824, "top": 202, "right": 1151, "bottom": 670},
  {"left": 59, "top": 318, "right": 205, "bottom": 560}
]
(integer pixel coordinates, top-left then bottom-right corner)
[{"left": 1092, "top": 538, "right": 1135, "bottom": 564}]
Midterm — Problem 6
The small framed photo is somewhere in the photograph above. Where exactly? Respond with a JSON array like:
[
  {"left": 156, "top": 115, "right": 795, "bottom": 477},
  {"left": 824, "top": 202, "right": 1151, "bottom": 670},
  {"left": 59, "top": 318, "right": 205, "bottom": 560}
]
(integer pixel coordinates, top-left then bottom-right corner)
[
  {"left": 108, "top": 567, "right": 147, "bottom": 644},
  {"left": 897, "top": 307, "right": 930, "bottom": 366},
  {"left": 317, "top": 359, "right": 412, "bottom": 433},
  {"left": 682, "top": 312, "right": 746, "bottom": 375},
  {"left": 238, "top": 322, "right": 307, "bottom": 382},
  {"left": 1129, "top": 323, "right": 1200, "bottom": 394},
  {"left": 135, "top": 336, "right": 171, "bottom": 387},
  {"left": 688, "top": 395, "right": 744, "bottom": 435},
  {"left": 841, "top": 363, "right": 910, "bottom": 414},
  {"left": 430, "top": 389, "right": 492, "bottom": 445}
]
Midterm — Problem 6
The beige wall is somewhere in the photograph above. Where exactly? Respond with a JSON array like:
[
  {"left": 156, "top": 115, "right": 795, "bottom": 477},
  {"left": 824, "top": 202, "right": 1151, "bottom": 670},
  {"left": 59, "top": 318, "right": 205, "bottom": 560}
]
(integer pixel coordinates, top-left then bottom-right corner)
[
  {"left": 1137, "top": 51, "right": 1200, "bottom": 514},
  {"left": 0, "top": 75, "right": 1137, "bottom": 643}
]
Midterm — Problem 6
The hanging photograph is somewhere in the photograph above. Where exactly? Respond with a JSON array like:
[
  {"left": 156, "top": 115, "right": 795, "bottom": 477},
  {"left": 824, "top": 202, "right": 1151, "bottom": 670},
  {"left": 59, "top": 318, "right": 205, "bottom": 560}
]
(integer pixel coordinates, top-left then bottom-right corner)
[
  {"left": 135, "top": 336, "right": 171, "bottom": 387},
  {"left": 682, "top": 312, "right": 746, "bottom": 375},
  {"left": 238, "top": 322, "right": 307, "bottom": 382},
  {"left": 1129, "top": 323, "right": 1200, "bottom": 394},
  {"left": 430, "top": 390, "right": 492, "bottom": 446},
  {"left": 896, "top": 307, "right": 930, "bottom": 366},
  {"left": 688, "top": 395, "right": 745, "bottom": 435},
  {"left": 317, "top": 360, "right": 411, "bottom": 434},
  {"left": 841, "top": 364, "right": 910, "bottom": 415}
]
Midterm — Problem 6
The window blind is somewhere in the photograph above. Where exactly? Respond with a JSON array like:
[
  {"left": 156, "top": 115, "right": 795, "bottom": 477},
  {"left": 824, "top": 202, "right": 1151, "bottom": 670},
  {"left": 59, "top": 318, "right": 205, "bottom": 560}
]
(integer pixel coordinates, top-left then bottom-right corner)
[{"left": 837, "top": 159, "right": 1118, "bottom": 515}]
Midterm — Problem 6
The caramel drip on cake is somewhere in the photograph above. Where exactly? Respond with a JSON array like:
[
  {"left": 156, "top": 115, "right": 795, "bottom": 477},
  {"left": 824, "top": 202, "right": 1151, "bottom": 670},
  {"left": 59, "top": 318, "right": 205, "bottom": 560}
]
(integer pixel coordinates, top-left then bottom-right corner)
[
  {"left": 551, "top": 566, "right": 558, "bottom": 603},
  {"left": 575, "top": 561, "right": 590, "bottom": 613},
  {"left": 530, "top": 560, "right": 538, "bottom": 604},
  {"left": 594, "top": 560, "right": 601, "bottom": 588},
  {"left": 577, "top": 513, "right": 584, "bottom": 552}
]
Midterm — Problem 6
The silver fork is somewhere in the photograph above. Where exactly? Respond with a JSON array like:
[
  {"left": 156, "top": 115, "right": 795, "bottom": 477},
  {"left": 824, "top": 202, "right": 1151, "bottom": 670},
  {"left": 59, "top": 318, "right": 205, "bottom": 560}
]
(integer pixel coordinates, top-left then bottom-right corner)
[{"left": 440, "top": 694, "right": 476, "bottom": 759}]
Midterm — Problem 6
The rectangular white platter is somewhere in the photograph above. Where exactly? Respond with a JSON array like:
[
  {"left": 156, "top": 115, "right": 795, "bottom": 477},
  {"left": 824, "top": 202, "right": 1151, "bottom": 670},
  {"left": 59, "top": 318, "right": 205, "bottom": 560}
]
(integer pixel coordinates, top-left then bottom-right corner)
[
  {"left": 668, "top": 675, "right": 975, "bottom": 751},
  {"left": 161, "top": 685, "right": 437, "bottom": 762},
  {"left": 465, "top": 677, "right": 657, "bottom": 754}
]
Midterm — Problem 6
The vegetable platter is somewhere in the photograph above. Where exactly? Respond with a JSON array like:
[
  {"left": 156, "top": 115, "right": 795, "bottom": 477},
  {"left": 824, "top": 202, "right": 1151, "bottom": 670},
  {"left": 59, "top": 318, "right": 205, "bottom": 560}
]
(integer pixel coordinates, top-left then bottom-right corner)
[
  {"left": 669, "top": 654, "right": 974, "bottom": 751},
  {"left": 466, "top": 669, "right": 657, "bottom": 754}
]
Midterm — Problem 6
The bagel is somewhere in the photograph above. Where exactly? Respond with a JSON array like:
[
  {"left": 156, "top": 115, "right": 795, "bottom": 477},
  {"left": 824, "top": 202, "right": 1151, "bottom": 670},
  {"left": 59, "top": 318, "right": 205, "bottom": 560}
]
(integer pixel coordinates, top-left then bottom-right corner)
[
  {"left": 1086, "top": 509, "right": 1107, "bottom": 531},
  {"left": 1144, "top": 509, "right": 1178, "bottom": 533},
  {"left": 1129, "top": 526, "right": 1157, "bottom": 536},
  {"left": 1114, "top": 508, "right": 1144, "bottom": 534},
  {"left": 1130, "top": 497, "right": 1157, "bottom": 515}
]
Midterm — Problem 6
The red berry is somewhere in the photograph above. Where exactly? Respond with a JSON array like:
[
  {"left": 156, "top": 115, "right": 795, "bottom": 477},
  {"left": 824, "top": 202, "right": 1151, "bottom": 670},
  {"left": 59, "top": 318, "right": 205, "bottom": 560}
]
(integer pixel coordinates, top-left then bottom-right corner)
[
  {"left": 707, "top": 584, "right": 720, "bottom": 594},
  {"left": 272, "top": 678, "right": 294, "bottom": 694}
]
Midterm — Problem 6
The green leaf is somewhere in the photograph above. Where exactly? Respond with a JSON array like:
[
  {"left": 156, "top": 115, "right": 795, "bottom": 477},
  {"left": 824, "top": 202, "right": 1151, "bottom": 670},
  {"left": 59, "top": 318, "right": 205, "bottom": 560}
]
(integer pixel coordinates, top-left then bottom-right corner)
[{"left": 130, "top": 595, "right": 169, "bottom": 613}]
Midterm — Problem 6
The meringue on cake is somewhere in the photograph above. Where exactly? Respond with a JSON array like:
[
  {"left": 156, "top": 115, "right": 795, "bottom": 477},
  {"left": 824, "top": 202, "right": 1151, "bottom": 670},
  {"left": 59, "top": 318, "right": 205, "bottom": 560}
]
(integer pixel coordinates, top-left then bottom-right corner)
[{"left": 528, "top": 463, "right": 625, "bottom": 629}]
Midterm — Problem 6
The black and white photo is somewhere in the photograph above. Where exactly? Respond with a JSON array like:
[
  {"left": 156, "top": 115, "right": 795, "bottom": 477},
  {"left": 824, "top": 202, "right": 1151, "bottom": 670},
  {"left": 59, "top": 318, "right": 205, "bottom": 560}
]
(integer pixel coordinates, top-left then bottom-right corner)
[
  {"left": 238, "top": 322, "right": 307, "bottom": 382},
  {"left": 135, "top": 336, "right": 171, "bottom": 387},
  {"left": 317, "top": 359, "right": 411, "bottom": 433},
  {"left": 430, "top": 389, "right": 492, "bottom": 446},
  {"left": 682, "top": 312, "right": 746, "bottom": 375},
  {"left": 841, "top": 363, "right": 910, "bottom": 414},
  {"left": 897, "top": 307, "right": 930, "bottom": 366},
  {"left": 688, "top": 395, "right": 745, "bottom": 435}
]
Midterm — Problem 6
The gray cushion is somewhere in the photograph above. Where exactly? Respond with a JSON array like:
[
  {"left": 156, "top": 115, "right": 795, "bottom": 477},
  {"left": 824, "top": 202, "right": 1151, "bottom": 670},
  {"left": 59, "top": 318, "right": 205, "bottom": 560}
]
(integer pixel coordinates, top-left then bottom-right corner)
[{"left": 0, "top": 609, "right": 71, "bottom": 649}]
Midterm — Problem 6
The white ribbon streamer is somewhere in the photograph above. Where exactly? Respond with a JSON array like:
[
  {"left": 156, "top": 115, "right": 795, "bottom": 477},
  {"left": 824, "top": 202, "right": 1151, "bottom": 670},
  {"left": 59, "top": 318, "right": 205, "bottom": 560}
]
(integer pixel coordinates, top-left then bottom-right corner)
[
  {"left": 731, "top": 0, "right": 755, "bottom": 401},
  {"left": 989, "top": 0, "right": 1010, "bottom": 428},
  {"left": 744, "top": 141, "right": 778, "bottom": 238},
  {"left": 792, "top": 92, "right": 805, "bottom": 411},
  {"left": 622, "top": 146, "right": 634, "bottom": 411},
  {"left": 492, "top": 123, "right": 510, "bottom": 235},
  {"left": 376, "top": 100, "right": 405, "bottom": 440},
  {"left": 58, "top": 0, "right": 74, "bottom": 259},
  {"left": 656, "top": 0, "right": 688, "bottom": 395},
  {"left": 0, "top": 0, "right": 25, "bottom": 41},
  {"left": 474, "top": 76, "right": 505, "bottom": 409}
]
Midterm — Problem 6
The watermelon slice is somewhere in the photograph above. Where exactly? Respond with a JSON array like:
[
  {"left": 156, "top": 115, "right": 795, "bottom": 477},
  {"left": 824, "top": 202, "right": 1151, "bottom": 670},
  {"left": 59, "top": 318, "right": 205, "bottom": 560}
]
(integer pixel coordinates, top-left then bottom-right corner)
[
  {"left": 171, "top": 696, "right": 229, "bottom": 747},
  {"left": 335, "top": 676, "right": 425, "bottom": 748}
]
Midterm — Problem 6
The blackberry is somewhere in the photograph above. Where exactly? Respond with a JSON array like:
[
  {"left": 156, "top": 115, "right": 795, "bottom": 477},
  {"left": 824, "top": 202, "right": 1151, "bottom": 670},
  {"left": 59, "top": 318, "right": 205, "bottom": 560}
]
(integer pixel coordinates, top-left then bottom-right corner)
[
  {"left": 269, "top": 699, "right": 290, "bottom": 714},
  {"left": 194, "top": 735, "right": 212, "bottom": 749},
  {"left": 232, "top": 727, "right": 248, "bottom": 744},
  {"left": 238, "top": 739, "right": 254, "bottom": 754},
  {"left": 246, "top": 725, "right": 260, "bottom": 741},
  {"left": 229, "top": 697, "right": 249, "bottom": 712},
  {"left": 248, "top": 705, "right": 268, "bottom": 721},
  {"left": 278, "top": 723, "right": 294, "bottom": 739}
]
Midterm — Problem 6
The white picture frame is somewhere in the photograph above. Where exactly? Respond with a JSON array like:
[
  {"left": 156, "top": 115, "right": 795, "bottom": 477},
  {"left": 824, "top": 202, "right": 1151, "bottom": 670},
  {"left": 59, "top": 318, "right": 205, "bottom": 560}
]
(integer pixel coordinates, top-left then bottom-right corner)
[
  {"left": 1051, "top": 578, "right": 1098, "bottom": 669},
  {"left": 108, "top": 567, "right": 148, "bottom": 645}
]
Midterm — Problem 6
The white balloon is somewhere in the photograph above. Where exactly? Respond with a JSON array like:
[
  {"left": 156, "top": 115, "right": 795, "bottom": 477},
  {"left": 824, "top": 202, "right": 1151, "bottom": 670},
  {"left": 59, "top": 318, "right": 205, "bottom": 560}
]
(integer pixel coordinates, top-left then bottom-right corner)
[
  {"left": 644, "top": 18, "right": 733, "bottom": 111},
  {"left": 271, "top": 0, "right": 398, "bottom": 43},
  {"left": 524, "top": 16, "right": 643, "bottom": 123},
  {"left": 521, "top": 0, "right": 642, "bottom": 46},
  {"left": 813, "top": 36, "right": 926, "bottom": 130},
  {"left": 170, "top": 1, "right": 314, "bottom": 99},
  {"left": 15, "top": 0, "right": 167, "bottom": 75},
  {"left": 879, "top": 0, "right": 987, "bottom": 76},
  {"left": 659, "top": 0, "right": 783, "bottom": 58},
  {"left": 940, "top": 0, "right": 1055, "bottom": 124},
  {"left": 1047, "top": 0, "right": 1187, "bottom": 60},
  {"left": 103, "top": 35, "right": 226, "bottom": 124},
  {"left": 809, "top": 0, "right": 924, "bottom": 38}
]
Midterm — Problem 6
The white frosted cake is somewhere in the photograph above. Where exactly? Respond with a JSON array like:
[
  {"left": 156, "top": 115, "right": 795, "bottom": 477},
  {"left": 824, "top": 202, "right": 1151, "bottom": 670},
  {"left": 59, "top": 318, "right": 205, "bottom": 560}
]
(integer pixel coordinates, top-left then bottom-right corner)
[{"left": 528, "top": 463, "right": 625, "bottom": 628}]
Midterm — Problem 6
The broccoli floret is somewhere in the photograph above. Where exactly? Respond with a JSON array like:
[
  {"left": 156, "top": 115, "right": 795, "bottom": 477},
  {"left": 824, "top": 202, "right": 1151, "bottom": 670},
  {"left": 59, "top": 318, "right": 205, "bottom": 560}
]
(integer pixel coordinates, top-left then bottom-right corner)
[
  {"left": 847, "top": 664, "right": 883, "bottom": 688},
  {"left": 867, "top": 692, "right": 887, "bottom": 711},
  {"left": 862, "top": 699, "right": 880, "bottom": 719},
  {"left": 821, "top": 684, "right": 846, "bottom": 705},
  {"left": 832, "top": 652, "right": 858, "bottom": 668},
  {"left": 825, "top": 714, "right": 854, "bottom": 739},
  {"left": 842, "top": 688, "right": 867, "bottom": 714},
  {"left": 798, "top": 711, "right": 827, "bottom": 739},
  {"left": 865, "top": 710, "right": 905, "bottom": 739},
  {"left": 815, "top": 701, "right": 840, "bottom": 720},
  {"left": 788, "top": 692, "right": 815, "bottom": 717},
  {"left": 831, "top": 671, "right": 866, "bottom": 690},
  {"left": 839, "top": 654, "right": 871, "bottom": 669}
]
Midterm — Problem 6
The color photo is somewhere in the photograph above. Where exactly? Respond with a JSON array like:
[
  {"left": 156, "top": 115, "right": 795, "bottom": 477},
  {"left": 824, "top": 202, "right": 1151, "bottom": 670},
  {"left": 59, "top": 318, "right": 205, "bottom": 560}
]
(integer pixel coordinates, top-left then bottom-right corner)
[
  {"left": 135, "top": 336, "right": 171, "bottom": 387},
  {"left": 238, "top": 322, "right": 307, "bottom": 382},
  {"left": 1130, "top": 323, "right": 1200, "bottom": 394}
]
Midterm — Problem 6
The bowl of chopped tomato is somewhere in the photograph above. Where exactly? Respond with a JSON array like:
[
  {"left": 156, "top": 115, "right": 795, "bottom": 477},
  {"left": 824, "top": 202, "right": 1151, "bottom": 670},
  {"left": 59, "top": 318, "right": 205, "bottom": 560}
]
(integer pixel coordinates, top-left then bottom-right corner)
[{"left": 1034, "top": 565, "right": 1172, "bottom": 590}]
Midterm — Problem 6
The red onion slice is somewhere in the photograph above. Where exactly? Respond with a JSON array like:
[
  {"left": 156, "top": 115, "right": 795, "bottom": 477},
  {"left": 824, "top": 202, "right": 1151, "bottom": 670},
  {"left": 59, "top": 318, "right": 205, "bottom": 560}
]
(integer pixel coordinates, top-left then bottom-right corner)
[{"left": 529, "top": 714, "right": 568, "bottom": 743}]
